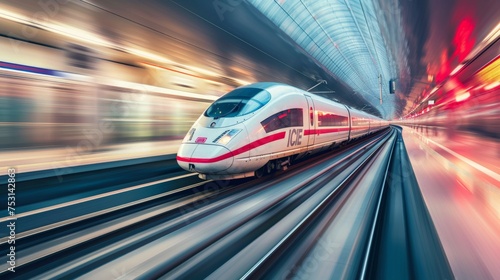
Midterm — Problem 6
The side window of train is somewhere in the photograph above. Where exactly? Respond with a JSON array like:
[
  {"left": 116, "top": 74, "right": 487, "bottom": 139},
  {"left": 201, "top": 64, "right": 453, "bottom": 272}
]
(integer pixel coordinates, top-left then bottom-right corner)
[
  {"left": 261, "top": 108, "right": 303, "bottom": 133},
  {"left": 317, "top": 113, "right": 348, "bottom": 126}
]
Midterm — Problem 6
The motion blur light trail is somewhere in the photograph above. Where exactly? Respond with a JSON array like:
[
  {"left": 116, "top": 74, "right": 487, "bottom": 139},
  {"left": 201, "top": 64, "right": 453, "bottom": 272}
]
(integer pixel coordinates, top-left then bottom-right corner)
[
  {"left": 0, "top": 0, "right": 499, "bottom": 278},
  {"left": 403, "top": 125, "right": 500, "bottom": 278},
  {"left": 0, "top": 128, "right": 452, "bottom": 279}
]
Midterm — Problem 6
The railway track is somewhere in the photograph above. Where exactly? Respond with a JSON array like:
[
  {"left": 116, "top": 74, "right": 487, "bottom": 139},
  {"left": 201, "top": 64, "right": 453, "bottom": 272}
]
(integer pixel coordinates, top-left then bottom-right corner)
[{"left": 0, "top": 127, "right": 452, "bottom": 279}]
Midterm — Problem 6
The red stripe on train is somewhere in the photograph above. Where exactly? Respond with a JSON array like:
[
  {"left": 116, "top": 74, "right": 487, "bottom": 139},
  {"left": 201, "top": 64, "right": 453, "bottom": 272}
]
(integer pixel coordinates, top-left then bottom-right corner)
[{"left": 177, "top": 131, "right": 286, "bottom": 163}]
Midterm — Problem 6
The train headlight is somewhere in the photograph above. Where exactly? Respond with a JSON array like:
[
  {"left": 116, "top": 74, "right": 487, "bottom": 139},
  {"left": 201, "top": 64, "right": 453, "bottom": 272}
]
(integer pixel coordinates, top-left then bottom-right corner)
[
  {"left": 213, "top": 129, "right": 241, "bottom": 145},
  {"left": 184, "top": 128, "right": 196, "bottom": 142}
]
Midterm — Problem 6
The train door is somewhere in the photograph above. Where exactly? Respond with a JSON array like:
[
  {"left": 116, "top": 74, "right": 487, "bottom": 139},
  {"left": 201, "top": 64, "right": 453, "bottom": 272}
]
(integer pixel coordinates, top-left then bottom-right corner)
[
  {"left": 305, "top": 95, "right": 315, "bottom": 146},
  {"left": 344, "top": 105, "right": 352, "bottom": 141}
]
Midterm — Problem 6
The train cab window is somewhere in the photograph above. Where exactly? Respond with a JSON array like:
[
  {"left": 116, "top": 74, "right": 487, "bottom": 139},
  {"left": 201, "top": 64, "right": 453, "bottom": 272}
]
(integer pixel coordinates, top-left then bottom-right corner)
[
  {"left": 205, "top": 87, "right": 271, "bottom": 119},
  {"left": 261, "top": 108, "right": 303, "bottom": 133}
]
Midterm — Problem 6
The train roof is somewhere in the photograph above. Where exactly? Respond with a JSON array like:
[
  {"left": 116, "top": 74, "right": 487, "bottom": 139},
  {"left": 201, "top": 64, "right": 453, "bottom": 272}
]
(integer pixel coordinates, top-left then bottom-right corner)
[
  {"left": 241, "top": 82, "right": 384, "bottom": 120},
  {"left": 240, "top": 82, "right": 289, "bottom": 89}
]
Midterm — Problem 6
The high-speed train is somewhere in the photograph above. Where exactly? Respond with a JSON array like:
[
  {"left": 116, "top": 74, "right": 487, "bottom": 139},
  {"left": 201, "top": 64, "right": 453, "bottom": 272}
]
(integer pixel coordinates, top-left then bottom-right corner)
[{"left": 177, "top": 82, "right": 388, "bottom": 179}]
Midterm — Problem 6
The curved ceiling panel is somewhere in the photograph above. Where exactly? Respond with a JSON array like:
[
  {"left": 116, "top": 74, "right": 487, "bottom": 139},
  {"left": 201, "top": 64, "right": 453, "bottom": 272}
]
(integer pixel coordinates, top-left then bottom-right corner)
[{"left": 247, "top": 0, "right": 399, "bottom": 118}]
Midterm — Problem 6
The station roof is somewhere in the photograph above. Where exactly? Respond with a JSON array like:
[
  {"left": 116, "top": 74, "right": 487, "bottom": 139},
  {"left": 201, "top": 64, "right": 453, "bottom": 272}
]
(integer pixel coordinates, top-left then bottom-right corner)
[{"left": 247, "top": 0, "right": 398, "bottom": 118}]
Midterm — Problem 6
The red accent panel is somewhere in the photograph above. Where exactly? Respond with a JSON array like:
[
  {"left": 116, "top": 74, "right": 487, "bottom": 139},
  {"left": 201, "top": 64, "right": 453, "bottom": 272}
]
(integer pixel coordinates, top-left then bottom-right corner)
[
  {"left": 195, "top": 137, "right": 207, "bottom": 143},
  {"left": 177, "top": 131, "right": 286, "bottom": 163}
]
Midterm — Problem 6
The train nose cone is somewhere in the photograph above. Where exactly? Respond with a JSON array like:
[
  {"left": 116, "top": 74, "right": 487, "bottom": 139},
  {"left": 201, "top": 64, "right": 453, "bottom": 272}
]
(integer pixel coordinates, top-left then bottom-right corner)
[{"left": 177, "top": 143, "right": 233, "bottom": 173}]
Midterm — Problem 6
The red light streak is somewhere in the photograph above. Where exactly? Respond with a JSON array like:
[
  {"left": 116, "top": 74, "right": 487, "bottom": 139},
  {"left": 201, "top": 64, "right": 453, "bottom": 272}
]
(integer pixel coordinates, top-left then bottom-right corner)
[{"left": 453, "top": 17, "right": 475, "bottom": 62}]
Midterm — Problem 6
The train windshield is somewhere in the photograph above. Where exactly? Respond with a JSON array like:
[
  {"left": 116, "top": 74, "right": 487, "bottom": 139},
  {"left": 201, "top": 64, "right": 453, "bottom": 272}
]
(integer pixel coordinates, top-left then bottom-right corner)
[{"left": 205, "top": 87, "right": 271, "bottom": 119}]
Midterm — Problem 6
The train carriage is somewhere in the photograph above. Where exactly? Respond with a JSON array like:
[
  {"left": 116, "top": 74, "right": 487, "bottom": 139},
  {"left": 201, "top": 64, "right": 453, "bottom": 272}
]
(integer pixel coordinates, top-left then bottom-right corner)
[{"left": 177, "top": 82, "right": 388, "bottom": 180}]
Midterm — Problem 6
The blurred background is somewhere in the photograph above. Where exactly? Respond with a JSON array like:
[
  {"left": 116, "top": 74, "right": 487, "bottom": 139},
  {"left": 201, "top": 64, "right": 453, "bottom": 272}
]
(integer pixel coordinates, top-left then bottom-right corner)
[
  {"left": 0, "top": 0, "right": 498, "bottom": 172},
  {"left": 0, "top": 1, "right": 499, "bottom": 278}
]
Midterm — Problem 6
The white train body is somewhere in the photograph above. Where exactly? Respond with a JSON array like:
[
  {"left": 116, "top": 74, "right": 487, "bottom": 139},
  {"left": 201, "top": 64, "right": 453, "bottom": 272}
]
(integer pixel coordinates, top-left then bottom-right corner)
[{"left": 177, "top": 82, "right": 388, "bottom": 179}]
